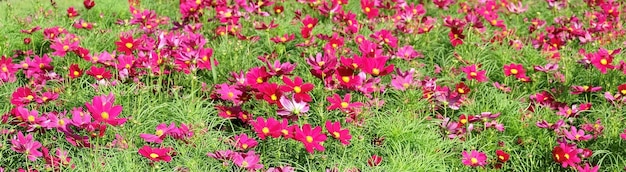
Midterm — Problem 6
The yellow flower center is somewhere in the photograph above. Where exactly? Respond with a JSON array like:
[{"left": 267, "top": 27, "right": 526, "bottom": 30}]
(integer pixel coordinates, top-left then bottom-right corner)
[
  {"left": 26, "top": 95, "right": 34, "bottom": 101},
  {"left": 270, "top": 94, "right": 277, "bottom": 101},
  {"left": 621, "top": 90, "right": 626, "bottom": 95},
  {"left": 281, "top": 129, "right": 289, "bottom": 135},
  {"left": 58, "top": 119, "right": 65, "bottom": 125},
  {"left": 242, "top": 144, "right": 248, "bottom": 149},
  {"left": 96, "top": 75, "right": 103, "bottom": 79},
  {"left": 306, "top": 136, "right": 313, "bottom": 143},
  {"left": 372, "top": 68, "right": 380, "bottom": 75},
  {"left": 241, "top": 161, "right": 249, "bottom": 167},
  {"left": 498, "top": 155, "right": 504, "bottom": 160},
  {"left": 63, "top": 45, "right": 70, "bottom": 51},
  {"left": 81, "top": 23, "right": 88, "bottom": 27},
  {"left": 340, "top": 102, "right": 349, "bottom": 108},
  {"left": 307, "top": 24, "right": 313, "bottom": 28},
  {"left": 332, "top": 132, "right": 340, "bottom": 138},
  {"left": 155, "top": 129, "right": 164, "bottom": 136},
  {"left": 27, "top": 115, "right": 35, "bottom": 122},
  {"left": 227, "top": 92, "right": 234, "bottom": 98},
  {"left": 564, "top": 154, "right": 570, "bottom": 159},
  {"left": 402, "top": 83, "right": 409, "bottom": 88},
  {"left": 365, "top": 7, "right": 371, "bottom": 12},
  {"left": 256, "top": 77, "right": 263, "bottom": 84},
  {"left": 457, "top": 88, "right": 465, "bottom": 94},
  {"left": 280, "top": 37, "right": 287, "bottom": 42},
  {"left": 125, "top": 43, "right": 133, "bottom": 49},
  {"left": 600, "top": 59, "right": 608, "bottom": 65},
  {"left": 149, "top": 153, "right": 159, "bottom": 158},
  {"left": 510, "top": 69, "right": 518, "bottom": 74},
  {"left": 101, "top": 112, "right": 109, "bottom": 120},
  {"left": 582, "top": 86, "right": 589, "bottom": 91},
  {"left": 73, "top": 71, "right": 80, "bottom": 76},
  {"left": 262, "top": 127, "right": 269, "bottom": 134},
  {"left": 341, "top": 76, "right": 350, "bottom": 83},
  {"left": 471, "top": 158, "right": 478, "bottom": 164},
  {"left": 294, "top": 86, "right": 302, "bottom": 93},
  {"left": 1, "top": 66, "right": 8, "bottom": 72},
  {"left": 470, "top": 72, "right": 477, "bottom": 77}
]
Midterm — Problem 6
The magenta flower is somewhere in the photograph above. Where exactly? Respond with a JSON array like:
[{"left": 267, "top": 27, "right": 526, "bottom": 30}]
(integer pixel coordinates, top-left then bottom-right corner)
[
  {"left": 503, "top": 63, "right": 526, "bottom": 78},
  {"left": 325, "top": 121, "right": 352, "bottom": 145},
  {"left": 564, "top": 126, "right": 592, "bottom": 142},
  {"left": 576, "top": 163, "right": 599, "bottom": 172},
  {"left": 11, "top": 132, "right": 43, "bottom": 161},
  {"left": 280, "top": 76, "right": 314, "bottom": 102},
  {"left": 139, "top": 123, "right": 175, "bottom": 143},
  {"left": 216, "top": 83, "right": 242, "bottom": 104},
  {"left": 233, "top": 133, "right": 258, "bottom": 150},
  {"left": 461, "top": 65, "right": 487, "bottom": 82},
  {"left": 251, "top": 117, "right": 281, "bottom": 140},
  {"left": 591, "top": 48, "right": 615, "bottom": 74},
  {"left": 326, "top": 93, "right": 363, "bottom": 112},
  {"left": 570, "top": 85, "right": 602, "bottom": 95},
  {"left": 138, "top": 145, "right": 173, "bottom": 162},
  {"left": 233, "top": 151, "right": 264, "bottom": 171},
  {"left": 461, "top": 150, "right": 487, "bottom": 167},
  {"left": 294, "top": 124, "right": 327, "bottom": 153},
  {"left": 391, "top": 68, "right": 416, "bottom": 91},
  {"left": 85, "top": 93, "right": 126, "bottom": 126}
]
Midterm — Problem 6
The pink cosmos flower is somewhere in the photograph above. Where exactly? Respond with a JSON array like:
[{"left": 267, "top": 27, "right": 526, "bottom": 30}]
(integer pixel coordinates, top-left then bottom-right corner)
[
  {"left": 360, "top": 0, "right": 378, "bottom": 19},
  {"left": 216, "top": 83, "right": 242, "bottom": 104},
  {"left": 138, "top": 145, "right": 173, "bottom": 162},
  {"left": 50, "top": 36, "right": 79, "bottom": 57},
  {"left": 11, "top": 132, "right": 43, "bottom": 161},
  {"left": 325, "top": 121, "right": 351, "bottom": 145},
  {"left": 563, "top": 126, "right": 592, "bottom": 142},
  {"left": 233, "top": 151, "right": 264, "bottom": 171},
  {"left": 361, "top": 56, "right": 394, "bottom": 77},
  {"left": 0, "top": 56, "right": 17, "bottom": 83},
  {"left": 233, "top": 133, "right": 258, "bottom": 150},
  {"left": 461, "top": 65, "right": 487, "bottom": 82},
  {"left": 577, "top": 163, "right": 599, "bottom": 172},
  {"left": 251, "top": 117, "right": 281, "bottom": 140},
  {"left": 140, "top": 123, "right": 175, "bottom": 143},
  {"left": 267, "top": 166, "right": 295, "bottom": 172},
  {"left": 570, "top": 85, "right": 602, "bottom": 95},
  {"left": 394, "top": 46, "right": 423, "bottom": 61},
  {"left": 294, "top": 124, "right": 327, "bottom": 153},
  {"left": 590, "top": 48, "right": 615, "bottom": 74},
  {"left": 461, "top": 150, "right": 487, "bottom": 167},
  {"left": 85, "top": 93, "right": 126, "bottom": 126},
  {"left": 327, "top": 94, "right": 363, "bottom": 112},
  {"left": 391, "top": 68, "right": 416, "bottom": 91}
]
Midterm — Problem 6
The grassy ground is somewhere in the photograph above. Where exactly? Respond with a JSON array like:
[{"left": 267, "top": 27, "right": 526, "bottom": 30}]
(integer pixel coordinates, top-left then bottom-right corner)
[{"left": 1, "top": 0, "right": 626, "bottom": 171}]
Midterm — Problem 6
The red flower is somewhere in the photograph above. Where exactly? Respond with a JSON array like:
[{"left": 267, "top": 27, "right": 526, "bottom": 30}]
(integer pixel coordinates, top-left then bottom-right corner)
[
  {"left": 270, "top": 34, "right": 295, "bottom": 43},
  {"left": 455, "top": 82, "right": 470, "bottom": 95},
  {"left": 367, "top": 155, "right": 382, "bottom": 167},
  {"left": 280, "top": 76, "right": 314, "bottom": 102},
  {"left": 83, "top": 0, "right": 95, "bottom": 10},
  {"left": 496, "top": 150, "right": 510, "bottom": 163},
  {"left": 294, "top": 124, "right": 327, "bottom": 153},
  {"left": 138, "top": 145, "right": 173, "bottom": 162},
  {"left": 273, "top": 5, "right": 284, "bottom": 14},
  {"left": 68, "top": 64, "right": 82, "bottom": 79},
  {"left": 503, "top": 63, "right": 526, "bottom": 79},
  {"left": 448, "top": 28, "right": 465, "bottom": 47},
  {"left": 67, "top": 7, "right": 79, "bottom": 18},
  {"left": 86, "top": 66, "right": 112, "bottom": 80},
  {"left": 256, "top": 83, "right": 282, "bottom": 105},
  {"left": 115, "top": 35, "right": 140, "bottom": 55},
  {"left": 618, "top": 83, "right": 626, "bottom": 95},
  {"left": 552, "top": 142, "right": 580, "bottom": 168}
]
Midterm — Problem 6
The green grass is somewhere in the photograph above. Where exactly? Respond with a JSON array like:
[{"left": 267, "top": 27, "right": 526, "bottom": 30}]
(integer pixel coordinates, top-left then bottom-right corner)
[{"left": 1, "top": 0, "right": 626, "bottom": 171}]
